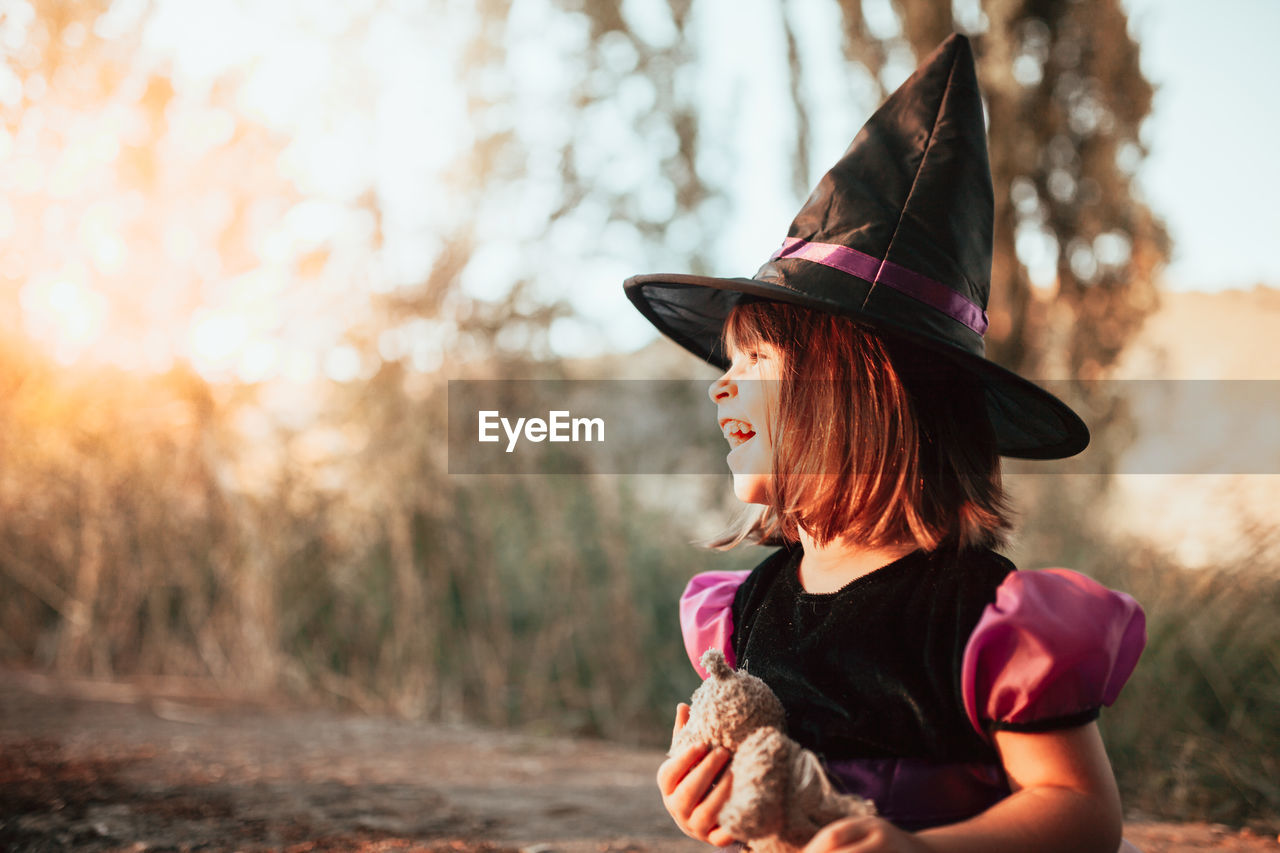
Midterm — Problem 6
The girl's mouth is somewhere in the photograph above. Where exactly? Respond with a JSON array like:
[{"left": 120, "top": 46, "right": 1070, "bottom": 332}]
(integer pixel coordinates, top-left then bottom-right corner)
[{"left": 721, "top": 418, "right": 756, "bottom": 448}]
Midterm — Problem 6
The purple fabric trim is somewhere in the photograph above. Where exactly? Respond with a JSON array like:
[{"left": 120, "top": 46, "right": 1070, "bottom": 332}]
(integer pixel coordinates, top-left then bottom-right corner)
[
  {"left": 679, "top": 570, "right": 752, "bottom": 678},
  {"left": 960, "top": 568, "right": 1148, "bottom": 740},
  {"left": 769, "top": 237, "right": 989, "bottom": 336},
  {"left": 825, "top": 756, "right": 1009, "bottom": 830}
]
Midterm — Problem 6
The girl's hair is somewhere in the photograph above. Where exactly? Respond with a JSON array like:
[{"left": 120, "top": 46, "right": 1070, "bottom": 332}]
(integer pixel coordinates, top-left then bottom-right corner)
[{"left": 713, "top": 300, "right": 1011, "bottom": 552}]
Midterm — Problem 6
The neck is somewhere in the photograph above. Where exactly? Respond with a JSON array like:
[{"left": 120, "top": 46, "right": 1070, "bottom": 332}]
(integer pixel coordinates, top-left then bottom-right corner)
[{"left": 796, "top": 528, "right": 917, "bottom": 594}]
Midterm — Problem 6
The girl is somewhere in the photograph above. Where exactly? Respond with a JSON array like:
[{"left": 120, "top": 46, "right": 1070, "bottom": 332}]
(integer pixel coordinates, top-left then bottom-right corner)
[{"left": 624, "top": 34, "right": 1145, "bottom": 853}]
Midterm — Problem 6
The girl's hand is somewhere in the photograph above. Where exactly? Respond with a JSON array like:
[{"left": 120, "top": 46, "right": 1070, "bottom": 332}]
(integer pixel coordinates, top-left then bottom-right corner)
[
  {"left": 803, "top": 816, "right": 935, "bottom": 853},
  {"left": 655, "top": 703, "right": 737, "bottom": 847}
]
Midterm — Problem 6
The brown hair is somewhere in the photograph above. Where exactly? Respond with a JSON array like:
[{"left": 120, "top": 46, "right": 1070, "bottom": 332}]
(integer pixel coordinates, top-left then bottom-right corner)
[{"left": 713, "top": 300, "right": 1011, "bottom": 552}]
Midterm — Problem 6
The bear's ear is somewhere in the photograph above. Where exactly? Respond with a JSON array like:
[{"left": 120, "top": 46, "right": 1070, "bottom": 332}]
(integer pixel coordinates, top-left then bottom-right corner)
[{"left": 699, "top": 648, "right": 734, "bottom": 680}]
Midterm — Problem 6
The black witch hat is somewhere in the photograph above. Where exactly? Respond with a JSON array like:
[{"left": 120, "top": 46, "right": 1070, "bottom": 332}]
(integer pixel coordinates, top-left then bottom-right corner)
[{"left": 624, "top": 34, "right": 1088, "bottom": 459}]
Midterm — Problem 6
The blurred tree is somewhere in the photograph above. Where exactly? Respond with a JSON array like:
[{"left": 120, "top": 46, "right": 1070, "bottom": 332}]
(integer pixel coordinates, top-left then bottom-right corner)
[
  {"left": 319, "top": 0, "right": 734, "bottom": 725},
  {"left": 972, "top": 0, "right": 1167, "bottom": 380},
  {"left": 0, "top": 0, "right": 309, "bottom": 689}
]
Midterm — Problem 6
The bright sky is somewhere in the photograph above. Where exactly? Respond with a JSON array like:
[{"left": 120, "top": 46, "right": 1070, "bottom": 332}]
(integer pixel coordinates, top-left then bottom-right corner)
[{"left": 1121, "top": 0, "right": 1280, "bottom": 292}]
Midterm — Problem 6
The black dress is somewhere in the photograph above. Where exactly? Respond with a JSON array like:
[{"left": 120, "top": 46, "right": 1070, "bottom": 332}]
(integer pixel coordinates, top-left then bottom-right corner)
[{"left": 679, "top": 544, "right": 1146, "bottom": 829}]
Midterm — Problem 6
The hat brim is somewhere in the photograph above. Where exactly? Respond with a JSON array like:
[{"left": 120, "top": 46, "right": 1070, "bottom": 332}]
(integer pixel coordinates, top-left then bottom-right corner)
[{"left": 624, "top": 272, "right": 1089, "bottom": 460}]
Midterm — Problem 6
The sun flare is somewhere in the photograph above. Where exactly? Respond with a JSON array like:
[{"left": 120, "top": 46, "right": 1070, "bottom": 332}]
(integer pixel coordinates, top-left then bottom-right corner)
[
  {"left": 19, "top": 278, "right": 110, "bottom": 365},
  {"left": 5, "top": 0, "right": 471, "bottom": 385}
]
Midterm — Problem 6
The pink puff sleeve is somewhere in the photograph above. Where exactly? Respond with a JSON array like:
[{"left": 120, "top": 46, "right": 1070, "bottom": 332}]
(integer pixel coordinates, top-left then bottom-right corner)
[
  {"left": 961, "top": 568, "right": 1146, "bottom": 738},
  {"left": 679, "top": 570, "right": 752, "bottom": 679}
]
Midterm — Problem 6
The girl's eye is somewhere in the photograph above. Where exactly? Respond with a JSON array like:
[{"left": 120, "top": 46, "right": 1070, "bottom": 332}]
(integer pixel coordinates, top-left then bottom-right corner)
[{"left": 732, "top": 347, "right": 768, "bottom": 366}]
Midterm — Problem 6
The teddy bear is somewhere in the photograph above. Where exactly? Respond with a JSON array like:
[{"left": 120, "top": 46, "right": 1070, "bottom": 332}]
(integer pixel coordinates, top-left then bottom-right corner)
[{"left": 670, "top": 648, "right": 875, "bottom": 853}]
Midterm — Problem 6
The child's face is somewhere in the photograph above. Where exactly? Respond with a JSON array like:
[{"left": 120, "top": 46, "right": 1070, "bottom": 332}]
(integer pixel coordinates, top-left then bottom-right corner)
[{"left": 709, "top": 341, "right": 782, "bottom": 505}]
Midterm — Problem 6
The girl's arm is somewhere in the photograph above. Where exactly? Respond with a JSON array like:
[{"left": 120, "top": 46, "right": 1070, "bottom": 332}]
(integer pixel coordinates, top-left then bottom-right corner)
[{"left": 803, "top": 722, "right": 1123, "bottom": 853}]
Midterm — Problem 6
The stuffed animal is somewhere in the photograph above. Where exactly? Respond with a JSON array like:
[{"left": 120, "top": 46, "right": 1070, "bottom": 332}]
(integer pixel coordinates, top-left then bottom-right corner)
[{"left": 671, "top": 649, "right": 875, "bottom": 853}]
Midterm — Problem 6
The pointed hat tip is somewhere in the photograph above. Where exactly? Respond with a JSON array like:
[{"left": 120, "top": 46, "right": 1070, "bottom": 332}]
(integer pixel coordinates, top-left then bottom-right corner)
[
  {"left": 883, "top": 32, "right": 979, "bottom": 115},
  {"left": 931, "top": 32, "right": 973, "bottom": 65}
]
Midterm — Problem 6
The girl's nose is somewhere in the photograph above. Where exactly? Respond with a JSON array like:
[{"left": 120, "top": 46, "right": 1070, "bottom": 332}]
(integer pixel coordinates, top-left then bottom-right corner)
[{"left": 709, "top": 370, "right": 735, "bottom": 403}]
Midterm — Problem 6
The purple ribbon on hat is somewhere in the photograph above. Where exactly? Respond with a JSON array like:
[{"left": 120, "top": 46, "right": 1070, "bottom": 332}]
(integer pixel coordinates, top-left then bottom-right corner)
[{"left": 770, "top": 237, "right": 989, "bottom": 336}]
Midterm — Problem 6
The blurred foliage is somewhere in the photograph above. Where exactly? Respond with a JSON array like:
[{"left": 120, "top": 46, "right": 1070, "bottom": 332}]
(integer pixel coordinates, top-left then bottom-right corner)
[
  {"left": 0, "top": 0, "right": 303, "bottom": 367},
  {"left": 1023, "top": 488, "right": 1280, "bottom": 831},
  {"left": 3, "top": 0, "right": 1274, "bottom": 834},
  {"left": 0, "top": 337, "right": 748, "bottom": 737}
]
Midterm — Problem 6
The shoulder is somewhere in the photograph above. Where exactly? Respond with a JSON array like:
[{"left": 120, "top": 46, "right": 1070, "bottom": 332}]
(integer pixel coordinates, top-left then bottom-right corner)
[
  {"left": 933, "top": 546, "right": 1017, "bottom": 585},
  {"left": 910, "top": 546, "right": 1016, "bottom": 626},
  {"left": 960, "top": 568, "right": 1147, "bottom": 737},
  {"left": 978, "top": 569, "right": 1147, "bottom": 661},
  {"left": 680, "top": 545, "right": 793, "bottom": 608},
  {"left": 678, "top": 545, "right": 796, "bottom": 678}
]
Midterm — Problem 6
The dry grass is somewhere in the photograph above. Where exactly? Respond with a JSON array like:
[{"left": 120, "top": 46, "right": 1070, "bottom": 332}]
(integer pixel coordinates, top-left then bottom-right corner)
[{"left": 0, "top": 345, "right": 1275, "bottom": 831}]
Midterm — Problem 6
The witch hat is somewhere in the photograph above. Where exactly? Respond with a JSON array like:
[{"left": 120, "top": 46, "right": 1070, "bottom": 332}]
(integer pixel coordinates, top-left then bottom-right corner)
[{"left": 624, "top": 34, "right": 1088, "bottom": 459}]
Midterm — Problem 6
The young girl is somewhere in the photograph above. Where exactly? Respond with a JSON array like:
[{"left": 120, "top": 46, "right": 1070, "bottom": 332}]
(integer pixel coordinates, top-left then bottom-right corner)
[{"left": 624, "top": 34, "right": 1145, "bottom": 853}]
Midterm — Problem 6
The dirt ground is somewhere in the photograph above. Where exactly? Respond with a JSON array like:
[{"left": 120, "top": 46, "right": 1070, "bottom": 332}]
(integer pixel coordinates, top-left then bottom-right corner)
[{"left": 1, "top": 670, "right": 1274, "bottom": 853}]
